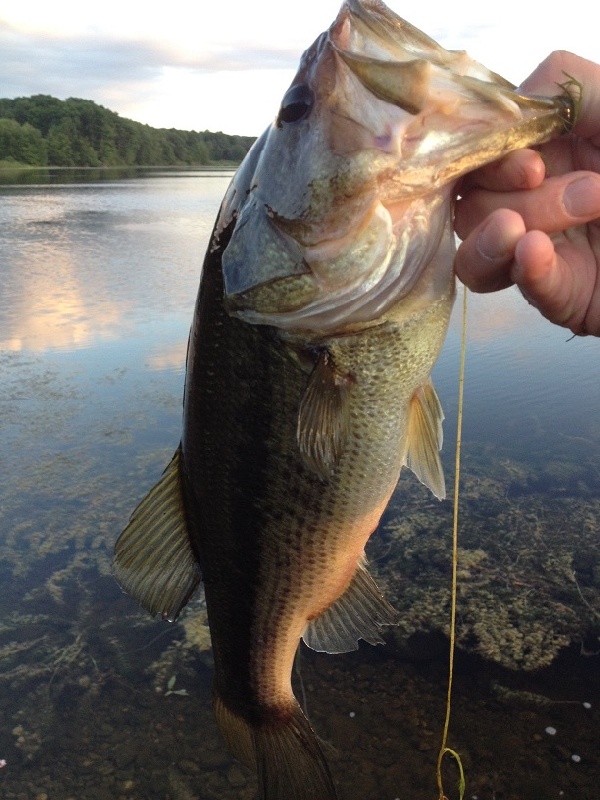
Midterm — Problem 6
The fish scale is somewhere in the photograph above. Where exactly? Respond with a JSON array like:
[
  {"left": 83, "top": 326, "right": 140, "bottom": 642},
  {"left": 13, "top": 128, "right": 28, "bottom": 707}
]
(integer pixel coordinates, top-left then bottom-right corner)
[{"left": 114, "top": 1, "right": 577, "bottom": 797}]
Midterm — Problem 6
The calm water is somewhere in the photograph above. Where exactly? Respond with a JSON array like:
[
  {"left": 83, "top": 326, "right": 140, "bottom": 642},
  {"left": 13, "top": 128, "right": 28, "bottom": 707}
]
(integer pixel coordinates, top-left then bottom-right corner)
[{"left": 1, "top": 167, "right": 599, "bottom": 800}]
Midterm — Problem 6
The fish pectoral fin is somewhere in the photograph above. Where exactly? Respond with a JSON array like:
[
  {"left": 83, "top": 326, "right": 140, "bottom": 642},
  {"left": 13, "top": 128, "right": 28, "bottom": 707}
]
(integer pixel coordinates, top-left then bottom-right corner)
[
  {"left": 296, "top": 350, "right": 352, "bottom": 481},
  {"left": 405, "top": 380, "right": 446, "bottom": 500},
  {"left": 113, "top": 444, "right": 201, "bottom": 621},
  {"left": 215, "top": 694, "right": 337, "bottom": 800},
  {"left": 302, "top": 558, "right": 399, "bottom": 653}
]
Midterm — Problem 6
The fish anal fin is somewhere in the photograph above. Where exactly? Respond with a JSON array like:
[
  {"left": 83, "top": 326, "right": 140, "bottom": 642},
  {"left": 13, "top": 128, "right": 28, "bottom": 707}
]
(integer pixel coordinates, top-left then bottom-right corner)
[
  {"left": 113, "top": 445, "right": 201, "bottom": 621},
  {"left": 406, "top": 379, "right": 446, "bottom": 500},
  {"left": 297, "top": 350, "right": 353, "bottom": 481},
  {"left": 302, "top": 558, "right": 398, "bottom": 653}
]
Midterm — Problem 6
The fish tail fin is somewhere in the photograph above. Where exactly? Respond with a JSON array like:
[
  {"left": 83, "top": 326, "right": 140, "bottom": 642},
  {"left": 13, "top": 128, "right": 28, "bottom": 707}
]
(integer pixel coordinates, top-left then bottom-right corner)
[
  {"left": 214, "top": 693, "right": 337, "bottom": 800},
  {"left": 253, "top": 705, "right": 337, "bottom": 800},
  {"left": 214, "top": 693, "right": 255, "bottom": 767}
]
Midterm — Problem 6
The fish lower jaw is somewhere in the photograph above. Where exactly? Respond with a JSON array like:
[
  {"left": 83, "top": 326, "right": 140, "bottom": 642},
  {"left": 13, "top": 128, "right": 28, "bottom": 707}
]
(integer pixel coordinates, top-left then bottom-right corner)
[{"left": 233, "top": 205, "right": 443, "bottom": 334}]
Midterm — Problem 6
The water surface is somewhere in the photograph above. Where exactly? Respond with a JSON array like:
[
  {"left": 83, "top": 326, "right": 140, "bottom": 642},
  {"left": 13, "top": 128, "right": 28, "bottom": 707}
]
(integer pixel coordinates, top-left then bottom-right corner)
[{"left": 1, "top": 167, "right": 598, "bottom": 799}]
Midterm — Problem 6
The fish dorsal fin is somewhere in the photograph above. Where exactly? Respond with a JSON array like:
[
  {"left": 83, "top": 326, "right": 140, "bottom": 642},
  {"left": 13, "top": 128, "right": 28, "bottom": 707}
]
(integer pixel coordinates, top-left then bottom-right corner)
[
  {"left": 405, "top": 380, "right": 446, "bottom": 500},
  {"left": 296, "top": 350, "right": 352, "bottom": 481},
  {"left": 302, "top": 558, "right": 398, "bottom": 653},
  {"left": 113, "top": 445, "right": 201, "bottom": 621}
]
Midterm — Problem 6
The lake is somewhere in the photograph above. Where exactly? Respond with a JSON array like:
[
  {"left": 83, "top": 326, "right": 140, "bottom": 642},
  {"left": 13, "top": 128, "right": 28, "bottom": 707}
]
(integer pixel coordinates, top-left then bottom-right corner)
[{"left": 1, "top": 167, "right": 599, "bottom": 799}]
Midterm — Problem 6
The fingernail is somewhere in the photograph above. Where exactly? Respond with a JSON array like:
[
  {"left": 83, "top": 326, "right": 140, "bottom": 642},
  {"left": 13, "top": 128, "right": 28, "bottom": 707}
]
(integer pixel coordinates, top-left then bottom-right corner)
[
  {"left": 563, "top": 175, "right": 600, "bottom": 218},
  {"left": 476, "top": 218, "right": 513, "bottom": 262}
]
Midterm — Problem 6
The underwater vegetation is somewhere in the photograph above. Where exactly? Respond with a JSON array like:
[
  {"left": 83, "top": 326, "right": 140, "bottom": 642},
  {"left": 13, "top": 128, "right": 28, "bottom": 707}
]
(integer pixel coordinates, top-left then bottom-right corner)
[
  {"left": 374, "top": 447, "right": 600, "bottom": 670},
  {"left": 1, "top": 407, "right": 599, "bottom": 798}
]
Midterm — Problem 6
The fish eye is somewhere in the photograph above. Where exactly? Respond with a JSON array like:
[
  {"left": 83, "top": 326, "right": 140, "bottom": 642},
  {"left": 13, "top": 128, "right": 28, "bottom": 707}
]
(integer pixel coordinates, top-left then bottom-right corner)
[{"left": 278, "top": 84, "right": 314, "bottom": 124}]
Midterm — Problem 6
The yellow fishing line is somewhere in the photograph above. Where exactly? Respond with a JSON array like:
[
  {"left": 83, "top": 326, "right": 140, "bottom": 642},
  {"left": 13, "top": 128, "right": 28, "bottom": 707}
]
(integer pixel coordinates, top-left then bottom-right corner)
[{"left": 436, "top": 283, "right": 467, "bottom": 800}]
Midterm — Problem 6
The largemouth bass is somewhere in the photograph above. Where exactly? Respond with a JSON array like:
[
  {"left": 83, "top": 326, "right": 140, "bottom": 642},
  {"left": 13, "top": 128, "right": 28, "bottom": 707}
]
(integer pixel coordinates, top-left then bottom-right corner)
[{"left": 114, "top": 1, "right": 575, "bottom": 797}]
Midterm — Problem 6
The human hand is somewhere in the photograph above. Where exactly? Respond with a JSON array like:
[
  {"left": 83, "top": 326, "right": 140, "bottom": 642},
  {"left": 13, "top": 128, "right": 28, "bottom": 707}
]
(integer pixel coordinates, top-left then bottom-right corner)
[{"left": 454, "top": 51, "right": 600, "bottom": 336}]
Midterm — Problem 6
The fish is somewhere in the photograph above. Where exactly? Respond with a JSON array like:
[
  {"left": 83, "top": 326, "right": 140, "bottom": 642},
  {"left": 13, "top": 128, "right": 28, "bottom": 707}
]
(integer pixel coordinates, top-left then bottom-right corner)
[{"left": 113, "top": 1, "right": 576, "bottom": 798}]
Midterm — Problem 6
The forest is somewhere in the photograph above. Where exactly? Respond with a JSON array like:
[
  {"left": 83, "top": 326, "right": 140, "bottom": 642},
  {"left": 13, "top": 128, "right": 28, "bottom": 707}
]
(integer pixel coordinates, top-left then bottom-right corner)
[{"left": 0, "top": 95, "right": 256, "bottom": 167}]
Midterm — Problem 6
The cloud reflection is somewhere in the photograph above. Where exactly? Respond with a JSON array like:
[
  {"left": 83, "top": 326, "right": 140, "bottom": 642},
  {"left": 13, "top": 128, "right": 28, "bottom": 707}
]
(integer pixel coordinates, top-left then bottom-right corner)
[
  {"left": 1, "top": 257, "right": 132, "bottom": 353},
  {"left": 146, "top": 340, "right": 187, "bottom": 373},
  {"left": 460, "top": 286, "right": 536, "bottom": 343},
  {"left": 1, "top": 293, "right": 129, "bottom": 353}
]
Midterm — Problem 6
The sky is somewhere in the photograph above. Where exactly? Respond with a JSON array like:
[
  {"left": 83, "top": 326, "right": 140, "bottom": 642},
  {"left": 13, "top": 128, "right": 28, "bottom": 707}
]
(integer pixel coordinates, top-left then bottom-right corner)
[{"left": 1, "top": 0, "right": 597, "bottom": 137}]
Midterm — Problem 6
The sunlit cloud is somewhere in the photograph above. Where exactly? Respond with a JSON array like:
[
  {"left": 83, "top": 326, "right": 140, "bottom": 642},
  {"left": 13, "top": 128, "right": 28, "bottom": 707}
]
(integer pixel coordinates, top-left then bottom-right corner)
[
  {"left": 0, "top": 23, "right": 299, "bottom": 133},
  {"left": 0, "top": 26, "right": 164, "bottom": 98}
]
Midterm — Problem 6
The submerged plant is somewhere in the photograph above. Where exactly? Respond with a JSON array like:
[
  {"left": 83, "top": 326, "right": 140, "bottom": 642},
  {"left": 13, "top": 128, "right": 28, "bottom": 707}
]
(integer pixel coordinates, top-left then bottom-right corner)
[{"left": 164, "top": 674, "right": 188, "bottom": 697}]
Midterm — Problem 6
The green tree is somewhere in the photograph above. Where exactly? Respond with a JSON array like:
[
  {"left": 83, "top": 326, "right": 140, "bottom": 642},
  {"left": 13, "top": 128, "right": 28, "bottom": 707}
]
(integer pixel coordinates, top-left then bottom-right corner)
[
  {"left": 0, "top": 95, "right": 256, "bottom": 167},
  {"left": 46, "top": 127, "right": 75, "bottom": 166},
  {"left": 0, "top": 118, "right": 47, "bottom": 165}
]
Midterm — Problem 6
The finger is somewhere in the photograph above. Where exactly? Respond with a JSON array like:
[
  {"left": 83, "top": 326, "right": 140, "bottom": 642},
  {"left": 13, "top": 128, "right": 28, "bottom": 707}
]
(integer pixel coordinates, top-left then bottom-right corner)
[
  {"left": 454, "top": 208, "right": 526, "bottom": 292},
  {"left": 511, "top": 230, "right": 597, "bottom": 334},
  {"left": 458, "top": 149, "right": 545, "bottom": 195},
  {"left": 511, "top": 231, "right": 569, "bottom": 320},
  {"left": 456, "top": 172, "right": 600, "bottom": 240},
  {"left": 519, "top": 51, "right": 600, "bottom": 140}
]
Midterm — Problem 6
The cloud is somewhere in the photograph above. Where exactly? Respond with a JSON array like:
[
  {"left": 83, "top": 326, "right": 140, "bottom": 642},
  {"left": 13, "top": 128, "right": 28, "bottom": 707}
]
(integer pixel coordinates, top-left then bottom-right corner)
[
  {"left": 0, "top": 21, "right": 300, "bottom": 101},
  {"left": 0, "top": 23, "right": 160, "bottom": 98},
  {"left": 167, "top": 45, "right": 300, "bottom": 73}
]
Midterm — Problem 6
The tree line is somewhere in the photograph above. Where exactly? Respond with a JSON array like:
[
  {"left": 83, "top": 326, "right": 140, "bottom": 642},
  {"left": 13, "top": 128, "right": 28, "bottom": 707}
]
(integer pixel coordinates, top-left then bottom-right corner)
[{"left": 0, "top": 95, "right": 256, "bottom": 167}]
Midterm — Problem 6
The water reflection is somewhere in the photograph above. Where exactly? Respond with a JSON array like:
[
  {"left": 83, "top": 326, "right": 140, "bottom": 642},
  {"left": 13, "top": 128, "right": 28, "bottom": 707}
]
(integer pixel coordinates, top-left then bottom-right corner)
[
  {"left": 146, "top": 339, "right": 188, "bottom": 372},
  {"left": 1, "top": 261, "right": 131, "bottom": 353},
  {"left": 0, "top": 165, "right": 237, "bottom": 186},
  {"left": 0, "top": 167, "right": 599, "bottom": 799},
  {"left": 436, "top": 286, "right": 600, "bottom": 456},
  {"left": 1, "top": 171, "right": 231, "bottom": 354}
]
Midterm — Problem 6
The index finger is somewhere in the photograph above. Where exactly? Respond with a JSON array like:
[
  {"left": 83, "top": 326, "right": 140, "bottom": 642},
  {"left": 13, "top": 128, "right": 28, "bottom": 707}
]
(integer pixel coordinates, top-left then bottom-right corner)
[
  {"left": 458, "top": 148, "right": 546, "bottom": 195},
  {"left": 455, "top": 171, "right": 600, "bottom": 240},
  {"left": 519, "top": 51, "right": 600, "bottom": 140}
]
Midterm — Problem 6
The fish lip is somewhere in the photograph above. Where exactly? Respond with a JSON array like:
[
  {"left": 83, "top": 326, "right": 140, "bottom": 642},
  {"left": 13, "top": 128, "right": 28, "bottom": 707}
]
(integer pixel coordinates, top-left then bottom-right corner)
[{"left": 329, "top": 0, "right": 423, "bottom": 61}]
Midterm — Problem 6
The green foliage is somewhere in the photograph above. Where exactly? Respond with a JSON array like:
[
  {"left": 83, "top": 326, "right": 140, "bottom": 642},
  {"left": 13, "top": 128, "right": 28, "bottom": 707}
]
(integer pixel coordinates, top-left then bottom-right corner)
[
  {"left": 0, "top": 95, "right": 256, "bottom": 167},
  {"left": 0, "top": 118, "right": 47, "bottom": 165},
  {"left": 164, "top": 674, "right": 188, "bottom": 697}
]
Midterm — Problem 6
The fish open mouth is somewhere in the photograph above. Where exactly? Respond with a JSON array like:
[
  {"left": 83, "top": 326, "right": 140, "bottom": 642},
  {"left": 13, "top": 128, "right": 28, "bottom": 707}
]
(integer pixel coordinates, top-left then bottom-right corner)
[{"left": 222, "top": 0, "right": 576, "bottom": 335}]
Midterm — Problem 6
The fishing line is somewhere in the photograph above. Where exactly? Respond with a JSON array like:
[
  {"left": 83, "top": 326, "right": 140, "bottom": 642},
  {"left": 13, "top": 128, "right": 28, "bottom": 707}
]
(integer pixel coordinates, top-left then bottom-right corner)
[{"left": 436, "top": 283, "right": 467, "bottom": 800}]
